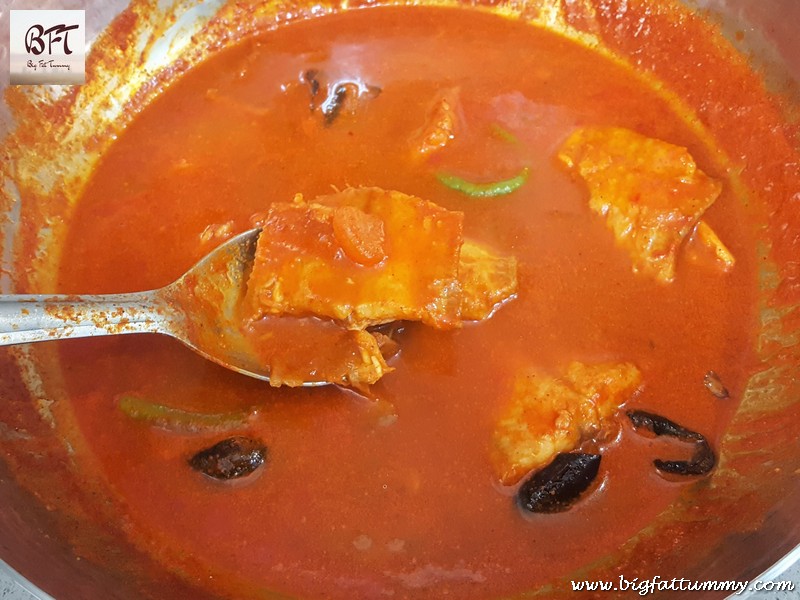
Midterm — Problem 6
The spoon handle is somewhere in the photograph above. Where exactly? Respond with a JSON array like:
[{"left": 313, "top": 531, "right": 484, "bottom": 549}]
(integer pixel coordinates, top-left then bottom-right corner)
[{"left": 0, "top": 292, "right": 171, "bottom": 345}]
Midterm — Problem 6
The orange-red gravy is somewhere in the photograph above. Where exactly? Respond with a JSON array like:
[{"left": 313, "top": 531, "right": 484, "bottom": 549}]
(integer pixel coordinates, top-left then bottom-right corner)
[{"left": 56, "top": 6, "right": 758, "bottom": 599}]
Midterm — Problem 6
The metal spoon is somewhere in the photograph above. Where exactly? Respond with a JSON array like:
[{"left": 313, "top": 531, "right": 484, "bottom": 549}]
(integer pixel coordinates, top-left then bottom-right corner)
[{"left": 0, "top": 229, "right": 318, "bottom": 385}]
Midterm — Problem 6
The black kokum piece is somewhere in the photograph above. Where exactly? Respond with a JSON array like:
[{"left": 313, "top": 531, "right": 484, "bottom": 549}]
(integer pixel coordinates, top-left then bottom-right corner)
[
  {"left": 625, "top": 410, "right": 702, "bottom": 441},
  {"left": 189, "top": 436, "right": 267, "bottom": 481},
  {"left": 322, "top": 84, "right": 349, "bottom": 125},
  {"left": 303, "top": 69, "right": 321, "bottom": 109},
  {"left": 518, "top": 453, "right": 601, "bottom": 513},
  {"left": 626, "top": 410, "right": 716, "bottom": 476},
  {"left": 654, "top": 439, "right": 716, "bottom": 476}
]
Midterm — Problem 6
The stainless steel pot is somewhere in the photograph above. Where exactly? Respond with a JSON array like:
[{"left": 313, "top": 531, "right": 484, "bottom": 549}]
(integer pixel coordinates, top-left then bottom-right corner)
[{"left": 0, "top": 1, "right": 798, "bottom": 598}]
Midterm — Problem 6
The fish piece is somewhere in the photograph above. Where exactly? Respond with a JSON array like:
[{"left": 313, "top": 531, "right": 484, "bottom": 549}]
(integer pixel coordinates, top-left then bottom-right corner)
[
  {"left": 492, "top": 361, "right": 642, "bottom": 485},
  {"left": 413, "top": 92, "right": 458, "bottom": 158},
  {"left": 243, "top": 317, "right": 392, "bottom": 388},
  {"left": 246, "top": 188, "right": 464, "bottom": 330},
  {"left": 564, "top": 361, "right": 644, "bottom": 422},
  {"left": 559, "top": 126, "right": 725, "bottom": 283},
  {"left": 372, "top": 331, "right": 401, "bottom": 361},
  {"left": 458, "top": 240, "right": 518, "bottom": 320},
  {"left": 684, "top": 220, "right": 736, "bottom": 272}
]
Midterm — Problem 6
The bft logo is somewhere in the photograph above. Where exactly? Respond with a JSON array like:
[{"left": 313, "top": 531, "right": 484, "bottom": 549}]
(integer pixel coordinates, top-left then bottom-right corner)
[
  {"left": 25, "top": 23, "right": 80, "bottom": 56},
  {"left": 9, "top": 10, "right": 86, "bottom": 85}
]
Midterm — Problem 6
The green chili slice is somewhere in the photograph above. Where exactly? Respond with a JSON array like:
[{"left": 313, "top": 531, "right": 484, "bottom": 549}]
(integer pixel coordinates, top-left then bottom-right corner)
[
  {"left": 118, "top": 395, "right": 253, "bottom": 433},
  {"left": 436, "top": 167, "right": 530, "bottom": 198},
  {"left": 490, "top": 123, "right": 519, "bottom": 144}
]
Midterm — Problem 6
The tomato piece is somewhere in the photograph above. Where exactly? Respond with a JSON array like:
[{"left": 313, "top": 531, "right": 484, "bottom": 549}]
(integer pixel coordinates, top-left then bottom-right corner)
[{"left": 331, "top": 204, "right": 387, "bottom": 266}]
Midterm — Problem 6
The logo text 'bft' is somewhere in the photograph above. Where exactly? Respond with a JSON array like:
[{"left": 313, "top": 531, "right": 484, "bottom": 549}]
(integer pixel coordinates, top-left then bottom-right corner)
[{"left": 25, "top": 24, "right": 80, "bottom": 56}]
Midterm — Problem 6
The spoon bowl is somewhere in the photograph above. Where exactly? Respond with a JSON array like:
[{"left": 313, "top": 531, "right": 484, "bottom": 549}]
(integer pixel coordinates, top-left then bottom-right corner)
[{"left": 0, "top": 229, "right": 320, "bottom": 385}]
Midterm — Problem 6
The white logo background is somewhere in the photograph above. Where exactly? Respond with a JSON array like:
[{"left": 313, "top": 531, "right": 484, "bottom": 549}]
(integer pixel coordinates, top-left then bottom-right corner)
[{"left": 9, "top": 10, "right": 85, "bottom": 85}]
